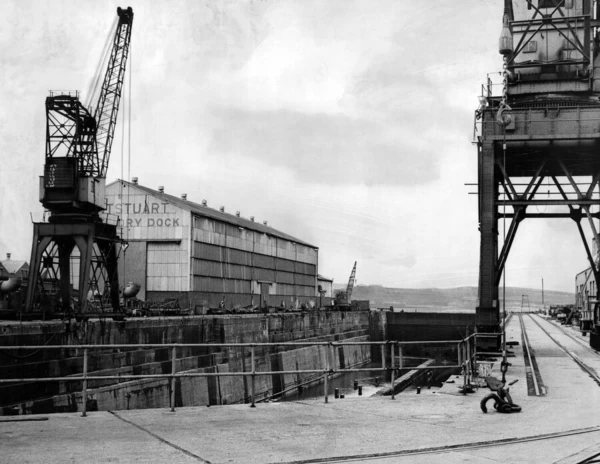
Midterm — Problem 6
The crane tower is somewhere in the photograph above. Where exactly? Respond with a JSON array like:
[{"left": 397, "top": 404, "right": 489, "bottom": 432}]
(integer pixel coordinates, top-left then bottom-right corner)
[
  {"left": 25, "top": 7, "right": 134, "bottom": 317},
  {"left": 475, "top": 0, "right": 600, "bottom": 348}
]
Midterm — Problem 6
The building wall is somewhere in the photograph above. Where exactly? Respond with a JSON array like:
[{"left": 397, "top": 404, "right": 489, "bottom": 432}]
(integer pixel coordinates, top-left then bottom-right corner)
[
  {"left": 576, "top": 268, "right": 595, "bottom": 310},
  {"left": 105, "top": 182, "right": 318, "bottom": 309},
  {"left": 317, "top": 278, "right": 333, "bottom": 297},
  {"left": 105, "top": 182, "right": 190, "bottom": 297},
  {"left": 190, "top": 215, "right": 318, "bottom": 309}
]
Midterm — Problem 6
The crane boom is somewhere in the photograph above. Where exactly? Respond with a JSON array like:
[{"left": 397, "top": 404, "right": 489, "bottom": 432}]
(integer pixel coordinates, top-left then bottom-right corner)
[
  {"left": 346, "top": 261, "right": 357, "bottom": 303},
  {"left": 94, "top": 6, "right": 133, "bottom": 178},
  {"left": 41, "top": 7, "right": 133, "bottom": 218}
]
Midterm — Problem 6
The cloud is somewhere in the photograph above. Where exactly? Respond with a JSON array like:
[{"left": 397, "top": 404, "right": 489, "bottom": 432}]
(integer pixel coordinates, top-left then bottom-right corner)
[
  {"left": 208, "top": 106, "right": 440, "bottom": 186},
  {"left": 381, "top": 256, "right": 417, "bottom": 268}
]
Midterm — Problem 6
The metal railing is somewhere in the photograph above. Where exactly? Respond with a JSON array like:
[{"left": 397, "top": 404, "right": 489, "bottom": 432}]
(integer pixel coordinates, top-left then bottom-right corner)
[{"left": 0, "top": 332, "right": 501, "bottom": 417}]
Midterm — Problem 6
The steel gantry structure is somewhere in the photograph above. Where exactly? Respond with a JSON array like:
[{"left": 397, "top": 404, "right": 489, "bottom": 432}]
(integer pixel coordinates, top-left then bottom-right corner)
[
  {"left": 26, "top": 7, "right": 133, "bottom": 317},
  {"left": 476, "top": 0, "right": 600, "bottom": 349}
]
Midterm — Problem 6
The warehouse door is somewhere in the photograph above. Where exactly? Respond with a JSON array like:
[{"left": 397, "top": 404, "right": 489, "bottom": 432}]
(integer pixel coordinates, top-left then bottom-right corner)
[
  {"left": 146, "top": 241, "right": 185, "bottom": 293},
  {"left": 260, "top": 282, "right": 270, "bottom": 309}
]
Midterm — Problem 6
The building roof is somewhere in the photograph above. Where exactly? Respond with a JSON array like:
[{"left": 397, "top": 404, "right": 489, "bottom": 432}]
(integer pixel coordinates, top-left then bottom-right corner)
[
  {"left": 107, "top": 180, "right": 318, "bottom": 248},
  {"left": 317, "top": 274, "right": 334, "bottom": 282},
  {"left": 2, "top": 259, "right": 28, "bottom": 274}
]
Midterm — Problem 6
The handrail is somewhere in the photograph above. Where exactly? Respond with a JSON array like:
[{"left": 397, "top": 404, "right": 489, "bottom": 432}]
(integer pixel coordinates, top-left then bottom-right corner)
[{"left": 0, "top": 332, "right": 501, "bottom": 415}]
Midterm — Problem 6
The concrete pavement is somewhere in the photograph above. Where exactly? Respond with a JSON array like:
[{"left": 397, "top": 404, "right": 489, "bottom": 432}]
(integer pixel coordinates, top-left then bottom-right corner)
[{"left": 2, "top": 314, "right": 600, "bottom": 464}]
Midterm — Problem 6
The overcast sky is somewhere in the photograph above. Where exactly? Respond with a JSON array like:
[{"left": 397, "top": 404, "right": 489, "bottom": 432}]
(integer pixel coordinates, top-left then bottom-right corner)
[{"left": 0, "top": 0, "right": 593, "bottom": 293}]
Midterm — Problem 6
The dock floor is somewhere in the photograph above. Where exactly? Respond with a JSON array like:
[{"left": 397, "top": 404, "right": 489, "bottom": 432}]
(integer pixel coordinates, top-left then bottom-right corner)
[{"left": 3, "top": 314, "right": 600, "bottom": 464}]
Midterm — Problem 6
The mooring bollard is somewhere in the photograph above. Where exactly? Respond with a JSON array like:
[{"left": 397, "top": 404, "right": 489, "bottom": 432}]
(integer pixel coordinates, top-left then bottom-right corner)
[
  {"left": 334, "top": 388, "right": 339, "bottom": 399},
  {"left": 358, "top": 385, "right": 362, "bottom": 396},
  {"left": 353, "top": 380, "right": 358, "bottom": 390},
  {"left": 417, "top": 386, "right": 421, "bottom": 394},
  {"left": 340, "top": 394, "right": 345, "bottom": 399}
]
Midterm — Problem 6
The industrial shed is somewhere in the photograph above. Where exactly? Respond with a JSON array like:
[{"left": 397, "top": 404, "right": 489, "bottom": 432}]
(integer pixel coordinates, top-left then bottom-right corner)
[{"left": 104, "top": 180, "right": 319, "bottom": 310}]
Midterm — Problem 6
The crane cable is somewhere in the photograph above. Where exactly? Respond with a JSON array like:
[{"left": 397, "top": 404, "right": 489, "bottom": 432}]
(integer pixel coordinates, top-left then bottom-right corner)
[
  {"left": 497, "top": 54, "right": 512, "bottom": 384},
  {"left": 85, "top": 16, "right": 118, "bottom": 109}
]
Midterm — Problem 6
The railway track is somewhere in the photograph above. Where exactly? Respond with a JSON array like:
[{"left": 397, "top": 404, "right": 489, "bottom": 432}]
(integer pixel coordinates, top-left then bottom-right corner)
[
  {"left": 518, "top": 313, "right": 545, "bottom": 396},
  {"left": 526, "top": 314, "right": 600, "bottom": 387}
]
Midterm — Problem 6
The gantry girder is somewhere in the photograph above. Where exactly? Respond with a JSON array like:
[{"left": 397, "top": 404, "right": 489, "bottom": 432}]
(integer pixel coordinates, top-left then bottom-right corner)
[{"left": 477, "top": 101, "right": 600, "bottom": 336}]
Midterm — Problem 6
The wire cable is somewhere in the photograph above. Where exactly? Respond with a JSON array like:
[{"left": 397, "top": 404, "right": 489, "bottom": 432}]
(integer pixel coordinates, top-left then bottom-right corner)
[{"left": 85, "top": 16, "right": 117, "bottom": 108}]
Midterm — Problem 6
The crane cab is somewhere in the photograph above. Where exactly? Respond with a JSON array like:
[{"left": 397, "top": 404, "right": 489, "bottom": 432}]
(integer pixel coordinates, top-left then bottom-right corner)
[{"left": 504, "top": 0, "right": 598, "bottom": 96}]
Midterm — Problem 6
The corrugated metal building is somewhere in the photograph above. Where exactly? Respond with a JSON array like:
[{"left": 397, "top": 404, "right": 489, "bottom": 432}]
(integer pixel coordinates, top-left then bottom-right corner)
[{"left": 104, "top": 180, "right": 319, "bottom": 310}]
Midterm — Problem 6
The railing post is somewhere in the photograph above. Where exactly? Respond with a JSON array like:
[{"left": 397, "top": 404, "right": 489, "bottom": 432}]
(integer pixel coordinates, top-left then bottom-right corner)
[
  {"left": 462, "top": 341, "right": 467, "bottom": 388},
  {"left": 170, "top": 346, "right": 176, "bottom": 413},
  {"left": 399, "top": 344, "right": 403, "bottom": 371},
  {"left": 81, "top": 348, "right": 88, "bottom": 418},
  {"left": 250, "top": 345, "right": 256, "bottom": 408},
  {"left": 466, "top": 336, "right": 471, "bottom": 384},
  {"left": 323, "top": 344, "right": 330, "bottom": 404},
  {"left": 381, "top": 343, "right": 386, "bottom": 371},
  {"left": 390, "top": 342, "right": 395, "bottom": 400},
  {"left": 474, "top": 327, "right": 478, "bottom": 365}
]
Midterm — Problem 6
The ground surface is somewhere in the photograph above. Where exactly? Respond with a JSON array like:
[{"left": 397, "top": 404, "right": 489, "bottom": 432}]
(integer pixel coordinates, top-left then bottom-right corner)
[{"left": 2, "top": 314, "right": 600, "bottom": 464}]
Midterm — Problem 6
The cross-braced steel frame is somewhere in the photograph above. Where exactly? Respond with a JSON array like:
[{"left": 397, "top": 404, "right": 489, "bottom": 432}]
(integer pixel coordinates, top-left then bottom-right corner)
[
  {"left": 477, "top": 101, "right": 600, "bottom": 348},
  {"left": 25, "top": 222, "right": 121, "bottom": 317}
]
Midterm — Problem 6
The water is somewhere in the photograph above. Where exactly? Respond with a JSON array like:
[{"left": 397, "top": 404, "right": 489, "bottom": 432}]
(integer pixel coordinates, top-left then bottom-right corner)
[
  {"left": 277, "top": 361, "right": 458, "bottom": 402},
  {"left": 279, "top": 363, "right": 391, "bottom": 402}
]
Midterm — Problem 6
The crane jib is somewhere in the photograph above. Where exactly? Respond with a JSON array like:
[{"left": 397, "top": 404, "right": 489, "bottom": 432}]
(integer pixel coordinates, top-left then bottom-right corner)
[{"left": 41, "top": 7, "right": 133, "bottom": 218}]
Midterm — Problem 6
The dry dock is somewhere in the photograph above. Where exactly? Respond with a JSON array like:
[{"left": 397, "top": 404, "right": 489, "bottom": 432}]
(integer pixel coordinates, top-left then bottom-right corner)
[{"left": 3, "top": 314, "right": 600, "bottom": 464}]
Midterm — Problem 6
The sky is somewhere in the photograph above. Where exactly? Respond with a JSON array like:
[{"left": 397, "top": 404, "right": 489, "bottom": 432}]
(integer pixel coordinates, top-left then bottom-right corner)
[{"left": 0, "top": 0, "right": 593, "bottom": 293}]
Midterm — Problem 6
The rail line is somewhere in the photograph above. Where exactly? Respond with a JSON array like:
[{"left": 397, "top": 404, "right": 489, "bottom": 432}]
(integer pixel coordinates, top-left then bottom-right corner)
[
  {"left": 527, "top": 315, "right": 600, "bottom": 387},
  {"left": 266, "top": 425, "right": 600, "bottom": 464},
  {"left": 518, "top": 314, "right": 543, "bottom": 396}
]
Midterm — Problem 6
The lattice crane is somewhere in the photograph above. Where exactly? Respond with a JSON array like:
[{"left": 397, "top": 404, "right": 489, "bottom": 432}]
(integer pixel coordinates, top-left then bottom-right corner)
[
  {"left": 42, "top": 7, "right": 133, "bottom": 217},
  {"left": 26, "top": 7, "right": 134, "bottom": 318},
  {"left": 346, "top": 261, "right": 357, "bottom": 303}
]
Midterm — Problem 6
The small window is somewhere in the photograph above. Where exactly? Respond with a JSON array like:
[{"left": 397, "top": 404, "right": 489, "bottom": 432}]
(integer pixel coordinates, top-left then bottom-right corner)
[{"left": 524, "top": 41, "right": 537, "bottom": 53}]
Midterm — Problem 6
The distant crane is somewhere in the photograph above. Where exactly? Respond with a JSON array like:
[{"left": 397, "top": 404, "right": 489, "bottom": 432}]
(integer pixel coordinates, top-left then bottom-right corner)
[
  {"left": 25, "top": 7, "right": 134, "bottom": 318},
  {"left": 334, "top": 261, "right": 357, "bottom": 309},
  {"left": 346, "top": 261, "right": 357, "bottom": 303}
]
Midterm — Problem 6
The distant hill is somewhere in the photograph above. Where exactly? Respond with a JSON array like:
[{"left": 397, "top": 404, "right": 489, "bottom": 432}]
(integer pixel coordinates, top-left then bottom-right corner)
[{"left": 334, "top": 284, "right": 573, "bottom": 312}]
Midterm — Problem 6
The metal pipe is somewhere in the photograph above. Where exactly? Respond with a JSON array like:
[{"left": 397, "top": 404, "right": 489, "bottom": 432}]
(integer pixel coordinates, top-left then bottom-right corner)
[
  {"left": 82, "top": 348, "right": 88, "bottom": 418},
  {"left": 323, "top": 345, "right": 329, "bottom": 404},
  {"left": 0, "top": 338, "right": 478, "bottom": 352},
  {"left": 250, "top": 345, "right": 256, "bottom": 408},
  {"left": 391, "top": 343, "right": 395, "bottom": 400},
  {"left": 170, "top": 347, "right": 176, "bottom": 412},
  {"left": 0, "top": 341, "right": 393, "bottom": 350},
  {"left": 0, "top": 365, "right": 467, "bottom": 384},
  {"left": 381, "top": 345, "right": 386, "bottom": 370}
]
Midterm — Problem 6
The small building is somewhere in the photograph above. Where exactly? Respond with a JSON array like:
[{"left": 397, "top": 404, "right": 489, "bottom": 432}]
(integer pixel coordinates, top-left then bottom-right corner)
[
  {"left": 1, "top": 254, "right": 29, "bottom": 281},
  {"left": 317, "top": 274, "right": 334, "bottom": 298},
  {"left": 103, "top": 179, "right": 319, "bottom": 310},
  {"left": 575, "top": 267, "right": 596, "bottom": 311},
  {"left": 0, "top": 261, "right": 8, "bottom": 280}
]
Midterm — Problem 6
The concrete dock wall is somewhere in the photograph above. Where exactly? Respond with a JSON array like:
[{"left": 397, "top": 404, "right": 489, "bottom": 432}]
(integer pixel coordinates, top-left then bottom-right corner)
[{"left": 0, "top": 311, "right": 370, "bottom": 414}]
